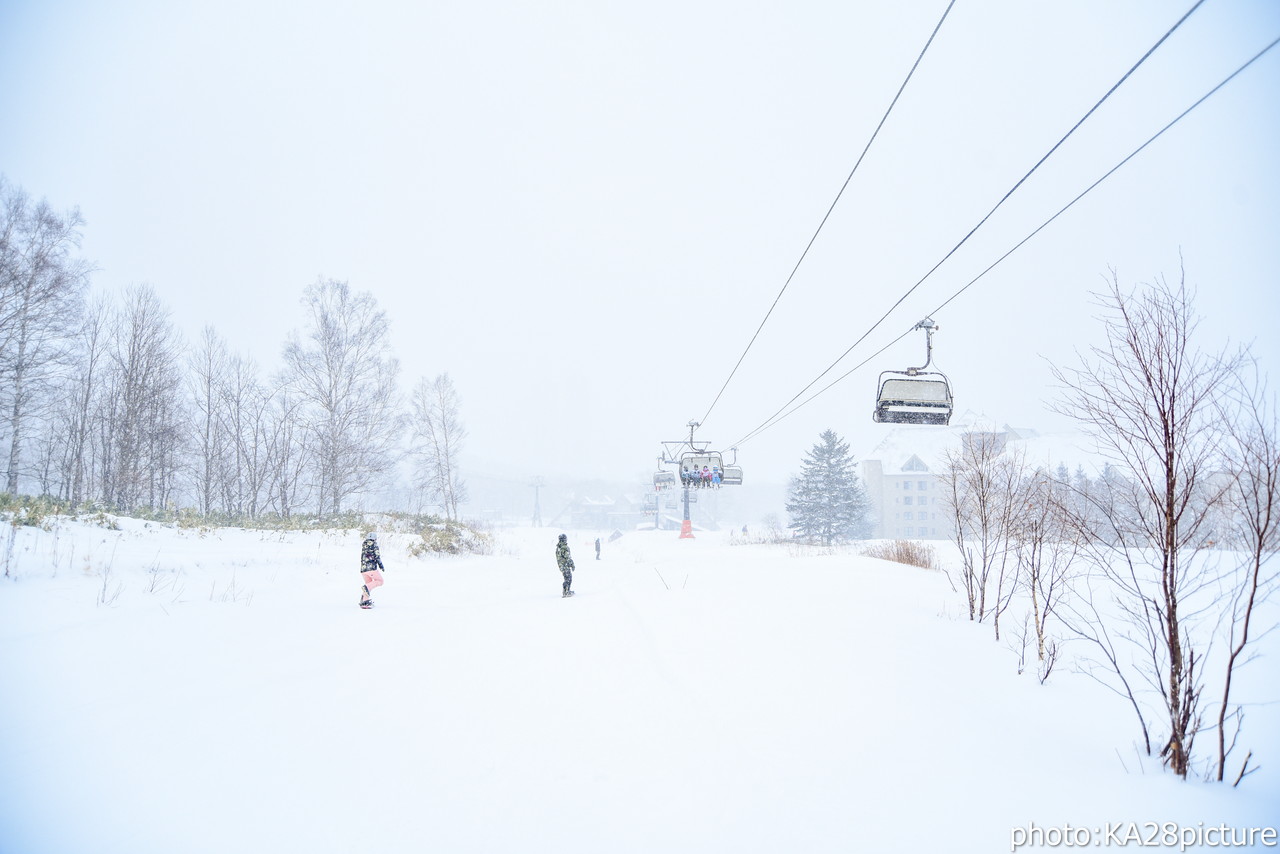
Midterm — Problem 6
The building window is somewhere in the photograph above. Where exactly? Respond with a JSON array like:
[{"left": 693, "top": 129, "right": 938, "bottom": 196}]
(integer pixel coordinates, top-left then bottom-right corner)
[
  {"left": 903, "top": 496, "right": 913, "bottom": 506},
  {"left": 918, "top": 480, "right": 928, "bottom": 490},
  {"left": 904, "top": 512, "right": 914, "bottom": 521},
  {"left": 904, "top": 481, "right": 912, "bottom": 490}
]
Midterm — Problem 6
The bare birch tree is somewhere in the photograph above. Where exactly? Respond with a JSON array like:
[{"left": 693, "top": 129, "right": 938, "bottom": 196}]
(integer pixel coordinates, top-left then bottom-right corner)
[
  {"left": 1052, "top": 268, "right": 1242, "bottom": 777},
  {"left": 219, "top": 353, "right": 274, "bottom": 518},
  {"left": 283, "top": 279, "right": 401, "bottom": 516},
  {"left": 1215, "top": 369, "right": 1280, "bottom": 784},
  {"left": 188, "top": 327, "right": 232, "bottom": 515},
  {"left": 410, "top": 373, "right": 468, "bottom": 520},
  {"left": 261, "top": 383, "right": 311, "bottom": 519},
  {"left": 0, "top": 178, "right": 91, "bottom": 494},
  {"left": 101, "top": 285, "right": 185, "bottom": 512},
  {"left": 30, "top": 296, "right": 109, "bottom": 506},
  {"left": 1013, "top": 469, "right": 1080, "bottom": 675},
  {"left": 941, "top": 430, "right": 1022, "bottom": 636}
]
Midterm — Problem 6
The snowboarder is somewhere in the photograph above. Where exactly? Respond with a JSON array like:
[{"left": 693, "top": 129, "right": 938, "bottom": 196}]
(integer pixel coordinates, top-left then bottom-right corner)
[
  {"left": 594, "top": 537, "right": 601, "bottom": 560},
  {"left": 556, "top": 533, "right": 575, "bottom": 597},
  {"left": 359, "top": 531, "right": 385, "bottom": 609}
]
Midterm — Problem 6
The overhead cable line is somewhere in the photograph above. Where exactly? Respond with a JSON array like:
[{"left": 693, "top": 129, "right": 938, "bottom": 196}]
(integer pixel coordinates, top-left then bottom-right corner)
[
  {"left": 694, "top": 0, "right": 957, "bottom": 430},
  {"left": 926, "top": 32, "right": 1280, "bottom": 319},
  {"left": 731, "top": 329, "right": 911, "bottom": 448},
  {"left": 727, "top": 0, "right": 1208, "bottom": 446},
  {"left": 731, "top": 32, "right": 1280, "bottom": 448}
]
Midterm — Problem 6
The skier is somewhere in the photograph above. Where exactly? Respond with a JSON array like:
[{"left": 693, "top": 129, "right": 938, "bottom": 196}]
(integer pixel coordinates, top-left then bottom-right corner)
[
  {"left": 556, "top": 533, "right": 575, "bottom": 598},
  {"left": 594, "top": 537, "right": 601, "bottom": 560},
  {"left": 359, "top": 531, "right": 386, "bottom": 609}
]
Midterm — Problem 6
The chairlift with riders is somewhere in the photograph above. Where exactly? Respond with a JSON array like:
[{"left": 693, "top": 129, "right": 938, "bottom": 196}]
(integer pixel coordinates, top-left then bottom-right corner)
[{"left": 652, "top": 424, "right": 745, "bottom": 491}]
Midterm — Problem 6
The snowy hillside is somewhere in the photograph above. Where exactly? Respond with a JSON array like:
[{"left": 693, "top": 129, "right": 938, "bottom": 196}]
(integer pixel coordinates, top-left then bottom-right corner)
[{"left": 1, "top": 519, "right": 1276, "bottom": 854}]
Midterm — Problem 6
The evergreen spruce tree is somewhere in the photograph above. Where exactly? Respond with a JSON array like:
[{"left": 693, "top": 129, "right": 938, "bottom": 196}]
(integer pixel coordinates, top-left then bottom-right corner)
[{"left": 786, "top": 429, "right": 872, "bottom": 544}]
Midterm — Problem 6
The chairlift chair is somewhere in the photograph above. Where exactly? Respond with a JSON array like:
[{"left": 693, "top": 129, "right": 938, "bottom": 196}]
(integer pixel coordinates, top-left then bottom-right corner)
[
  {"left": 653, "top": 470, "right": 677, "bottom": 491},
  {"left": 872, "top": 318, "right": 954, "bottom": 426},
  {"left": 680, "top": 451, "right": 724, "bottom": 486}
]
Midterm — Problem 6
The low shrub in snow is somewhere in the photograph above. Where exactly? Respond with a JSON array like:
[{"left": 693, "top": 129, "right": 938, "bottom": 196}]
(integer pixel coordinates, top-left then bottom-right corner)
[
  {"left": 0, "top": 493, "right": 66, "bottom": 529},
  {"left": 859, "top": 539, "right": 939, "bottom": 571},
  {"left": 410, "top": 521, "right": 492, "bottom": 557}
]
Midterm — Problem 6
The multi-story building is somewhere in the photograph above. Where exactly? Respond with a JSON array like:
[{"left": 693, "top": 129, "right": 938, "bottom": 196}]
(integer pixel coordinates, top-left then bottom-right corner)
[{"left": 862, "top": 452, "right": 951, "bottom": 540}]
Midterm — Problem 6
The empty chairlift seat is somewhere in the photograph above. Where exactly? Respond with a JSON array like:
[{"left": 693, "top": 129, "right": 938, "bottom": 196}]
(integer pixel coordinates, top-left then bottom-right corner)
[
  {"left": 872, "top": 316, "right": 954, "bottom": 426},
  {"left": 873, "top": 372, "right": 953, "bottom": 426}
]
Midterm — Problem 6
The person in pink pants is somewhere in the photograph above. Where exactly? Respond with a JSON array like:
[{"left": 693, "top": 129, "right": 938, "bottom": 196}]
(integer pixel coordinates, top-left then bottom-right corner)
[{"left": 359, "top": 531, "right": 385, "bottom": 609}]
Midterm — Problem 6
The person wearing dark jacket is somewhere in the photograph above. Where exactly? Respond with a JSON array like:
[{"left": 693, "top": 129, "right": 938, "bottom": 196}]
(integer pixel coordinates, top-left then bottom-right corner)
[
  {"left": 359, "top": 531, "right": 385, "bottom": 609},
  {"left": 556, "top": 534, "right": 575, "bottom": 598}
]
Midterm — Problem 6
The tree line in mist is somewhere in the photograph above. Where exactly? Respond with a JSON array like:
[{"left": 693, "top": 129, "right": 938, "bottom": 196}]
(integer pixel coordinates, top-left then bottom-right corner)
[{"left": 0, "top": 177, "right": 466, "bottom": 521}]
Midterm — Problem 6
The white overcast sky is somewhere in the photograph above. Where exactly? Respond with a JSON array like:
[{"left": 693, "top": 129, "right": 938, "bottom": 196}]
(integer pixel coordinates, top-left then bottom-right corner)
[{"left": 2, "top": 0, "right": 1277, "bottom": 486}]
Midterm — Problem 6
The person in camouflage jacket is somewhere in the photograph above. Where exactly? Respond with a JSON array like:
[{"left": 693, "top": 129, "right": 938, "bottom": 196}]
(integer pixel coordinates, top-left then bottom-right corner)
[
  {"left": 556, "top": 533, "right": 575, "bottom": 598},
  {"left": 359, "top": 531, "right": 386, "bottom": 608}
]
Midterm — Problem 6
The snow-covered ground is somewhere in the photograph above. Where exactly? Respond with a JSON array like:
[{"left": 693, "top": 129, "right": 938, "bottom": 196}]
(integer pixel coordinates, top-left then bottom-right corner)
[{"left": 1, "top": 518, "right": 1276, "bottom": 854}]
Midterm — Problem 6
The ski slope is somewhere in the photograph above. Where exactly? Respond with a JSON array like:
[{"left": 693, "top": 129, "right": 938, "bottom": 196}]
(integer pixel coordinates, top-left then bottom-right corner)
[{"left": 1, "top": 519, "right": 1276, "bottom": 853}]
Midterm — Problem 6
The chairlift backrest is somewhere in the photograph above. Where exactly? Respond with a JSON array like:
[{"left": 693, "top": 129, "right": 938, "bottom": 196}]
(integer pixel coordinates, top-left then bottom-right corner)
[
  {"left": 680, "top": 451, "right": 724, "bottom": 474},
  {"left": 879, "top": 377, "right": 951, "bottom": 404}
]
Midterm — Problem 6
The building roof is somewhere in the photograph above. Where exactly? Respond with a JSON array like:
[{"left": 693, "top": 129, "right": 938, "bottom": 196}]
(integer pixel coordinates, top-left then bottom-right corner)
[{"left": 862, "top": 410, "right": 1102, "bottom": 474}]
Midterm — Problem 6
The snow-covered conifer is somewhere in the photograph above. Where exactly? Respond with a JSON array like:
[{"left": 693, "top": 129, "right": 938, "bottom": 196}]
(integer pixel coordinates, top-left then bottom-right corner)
[{"left": 785, "top": 429, "right": 871, "bottom": 544}]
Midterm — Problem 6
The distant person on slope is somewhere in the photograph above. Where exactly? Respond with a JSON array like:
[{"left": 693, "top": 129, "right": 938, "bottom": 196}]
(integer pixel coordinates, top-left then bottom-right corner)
[
  {"left": 359, "top": 531, "right": 386, "bottom": 609},
  {"left": 556, "top": 533, "right": 575, "bottom": 598},
  {"left": 595, "top": 537, "right": 601, "bottom": 560}
]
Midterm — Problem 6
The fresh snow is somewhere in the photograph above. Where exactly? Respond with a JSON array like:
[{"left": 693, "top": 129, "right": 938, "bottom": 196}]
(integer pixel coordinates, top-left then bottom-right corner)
[{"left": 1, "top": 519, "right": 1276, "bottom": 854}]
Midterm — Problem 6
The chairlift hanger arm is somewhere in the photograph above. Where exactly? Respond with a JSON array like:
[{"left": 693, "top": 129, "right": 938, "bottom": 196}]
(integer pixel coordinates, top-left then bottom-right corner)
[
  {"left": 906, "top": 317, "right": 938, "bottom": 374},
  {"left": 660, "top": 421, "right": 714, "bottom": 461}
]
